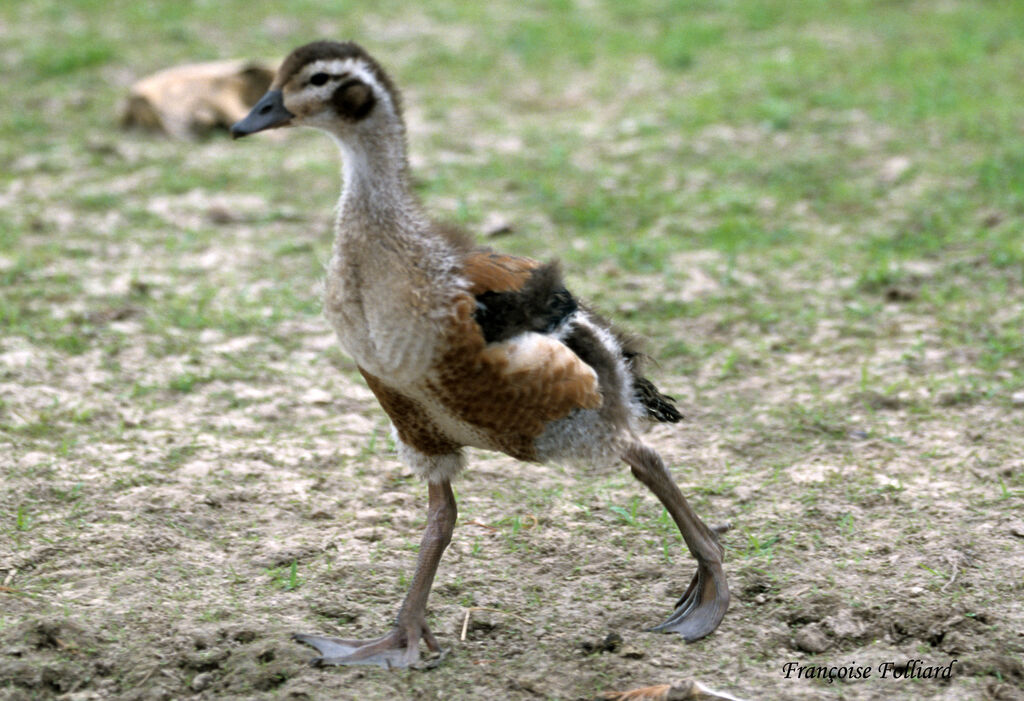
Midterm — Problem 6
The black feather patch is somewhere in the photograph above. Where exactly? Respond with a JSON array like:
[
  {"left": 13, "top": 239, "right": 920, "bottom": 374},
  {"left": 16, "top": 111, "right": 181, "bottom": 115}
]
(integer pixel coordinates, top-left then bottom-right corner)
[
  {"left": 473, "top": 263, "right": 577, "bottom": 344},
  {"left": 632, "top": 376, "right": 683, "bottom": 423},
  {"left": 332, "top": 79, "right": 376, "bottom": 120}
]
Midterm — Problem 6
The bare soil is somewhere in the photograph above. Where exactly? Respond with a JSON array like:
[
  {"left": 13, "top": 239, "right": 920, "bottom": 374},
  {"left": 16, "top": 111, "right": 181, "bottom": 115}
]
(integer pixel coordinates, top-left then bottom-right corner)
[{"left": 2, "top": 232, "right": 1023, "bottom": 699}]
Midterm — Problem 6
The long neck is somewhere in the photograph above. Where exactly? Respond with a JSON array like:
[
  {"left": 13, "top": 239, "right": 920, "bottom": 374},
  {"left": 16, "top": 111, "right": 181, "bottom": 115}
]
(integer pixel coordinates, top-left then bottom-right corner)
[{"left": 331, "top": 125, "right": 424, "bottom": 238}]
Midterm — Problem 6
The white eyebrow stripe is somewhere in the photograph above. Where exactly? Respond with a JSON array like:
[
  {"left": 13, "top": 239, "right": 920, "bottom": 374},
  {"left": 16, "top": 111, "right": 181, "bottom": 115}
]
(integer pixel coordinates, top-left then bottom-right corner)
[{"left": 313, "top": 58, "right": 394, "bottom": 112}]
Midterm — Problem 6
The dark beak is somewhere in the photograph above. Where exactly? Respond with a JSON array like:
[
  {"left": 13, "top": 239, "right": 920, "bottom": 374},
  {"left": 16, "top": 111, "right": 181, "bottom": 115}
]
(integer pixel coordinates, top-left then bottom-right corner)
[{"left": 230, "top": 90, "right": 294, "bottom": 139}]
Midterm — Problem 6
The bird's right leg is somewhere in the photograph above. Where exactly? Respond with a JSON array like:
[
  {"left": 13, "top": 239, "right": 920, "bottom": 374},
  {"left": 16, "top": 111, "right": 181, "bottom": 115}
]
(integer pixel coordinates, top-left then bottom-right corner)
[
  {"left": 293, "top": 477, "right": 457, "bottom": 669},
  {"left": 622, "top": 441, "right": 730, "bottom": 642}
]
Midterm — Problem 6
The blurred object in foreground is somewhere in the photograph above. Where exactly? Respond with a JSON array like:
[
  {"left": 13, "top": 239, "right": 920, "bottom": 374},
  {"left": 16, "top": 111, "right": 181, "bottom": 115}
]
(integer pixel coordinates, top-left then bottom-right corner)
[
  {"left": 597, "top": 679, "right": 749, "bottom": 701},
  {"left": 120, "top": 59, "right": 276, "bottom": 139}
]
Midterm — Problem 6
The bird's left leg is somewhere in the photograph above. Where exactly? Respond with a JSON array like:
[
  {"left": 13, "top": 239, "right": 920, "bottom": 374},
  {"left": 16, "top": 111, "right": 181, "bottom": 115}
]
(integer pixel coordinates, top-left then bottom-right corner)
[
  {"left": 293, "top": 476, "right": 457, "bottom": 669},
  {"left": 622, "top": 441, "right": 730, "bottom": 642}
]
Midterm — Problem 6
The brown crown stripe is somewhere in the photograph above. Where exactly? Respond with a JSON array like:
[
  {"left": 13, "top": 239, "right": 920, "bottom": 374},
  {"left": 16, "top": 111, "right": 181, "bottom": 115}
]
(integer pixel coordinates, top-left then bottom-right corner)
[{"left": 273, "top": 40, "right": 403, "bottom": 117}]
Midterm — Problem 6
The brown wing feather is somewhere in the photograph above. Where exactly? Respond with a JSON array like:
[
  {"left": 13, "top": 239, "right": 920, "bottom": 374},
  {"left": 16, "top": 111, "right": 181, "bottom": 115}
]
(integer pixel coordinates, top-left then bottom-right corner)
[
  {"left": 427, "top": 293, "right": 601, "bottom": 461},
  {"left": 462, "top": 249, "right": 541, "bottom": 296}
]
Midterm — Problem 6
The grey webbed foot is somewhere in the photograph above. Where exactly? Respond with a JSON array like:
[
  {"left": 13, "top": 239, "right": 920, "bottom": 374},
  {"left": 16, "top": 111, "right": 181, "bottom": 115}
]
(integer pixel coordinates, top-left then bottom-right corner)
[
  {"left": 292, "top": 626, "right": 437, "bottom": 669},
  {"left": 649, "top": 559, "right": 730, "bottom": 641}
]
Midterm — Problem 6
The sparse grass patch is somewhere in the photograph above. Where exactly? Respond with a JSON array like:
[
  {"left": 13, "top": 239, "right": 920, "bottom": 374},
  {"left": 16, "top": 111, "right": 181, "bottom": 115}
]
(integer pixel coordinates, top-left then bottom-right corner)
[{"left": 268, "top": 561, "right": 303, "bottom": 592}]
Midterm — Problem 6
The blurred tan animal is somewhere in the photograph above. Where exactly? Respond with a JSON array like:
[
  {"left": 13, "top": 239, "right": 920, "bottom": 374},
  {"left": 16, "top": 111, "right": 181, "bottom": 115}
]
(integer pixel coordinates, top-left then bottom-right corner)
[{"left": 121, "top": 59, "right": 275, "bottom": 139}]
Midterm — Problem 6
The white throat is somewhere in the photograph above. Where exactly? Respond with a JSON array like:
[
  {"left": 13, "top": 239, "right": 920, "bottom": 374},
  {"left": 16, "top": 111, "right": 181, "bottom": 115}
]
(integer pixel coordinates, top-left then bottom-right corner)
[{"left": 329, "top": 127, "right": 417, "bottom": 234}]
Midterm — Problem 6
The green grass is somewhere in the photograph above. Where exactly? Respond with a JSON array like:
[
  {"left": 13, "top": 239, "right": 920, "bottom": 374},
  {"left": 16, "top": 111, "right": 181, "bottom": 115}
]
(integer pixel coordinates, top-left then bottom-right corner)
[
  {"left": 268, "top": 561, "right": 303, "bottom": 591},
  {"left": 2, "top": 1, "right": 1024, "bottom": 699}
]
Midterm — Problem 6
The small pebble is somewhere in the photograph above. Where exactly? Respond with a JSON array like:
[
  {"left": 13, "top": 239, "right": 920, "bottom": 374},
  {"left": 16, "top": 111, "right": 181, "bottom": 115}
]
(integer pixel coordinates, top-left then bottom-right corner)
[
  {"left": 355, "top": 508, "right": 383, "bottom": 524},
  {"left": 301, "top": 388, "right": 334, "bottom": 405},
  {"left": 190, "top": 672, "right": 214, "bottom": 692},
  {"left": 351, "top": 527, "right": 382, "bottom": 542},
  {"left": 1008, "top": 521, "right": 1024, "bottom": 539},
  {"left": 483, "top": 213, "right": 514, "bottom": 237},
  {"left": 619, "top": 646, "right": 645, "bottom": 659},
  {"left": 308, "top": 501, "right": 335, "bottom": 520},
  {"left": 206, "top": 205, "right": 236, "bottom": 224},
  {"left": 793, "top": 625, "right": 831, "bottom": 653}
]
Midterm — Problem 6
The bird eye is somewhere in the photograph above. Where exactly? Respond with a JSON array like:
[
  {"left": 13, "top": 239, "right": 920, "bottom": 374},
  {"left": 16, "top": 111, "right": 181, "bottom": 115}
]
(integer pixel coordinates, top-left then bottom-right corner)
[{"left": 310, "top": 72, "right": 329, "bottom": 86}]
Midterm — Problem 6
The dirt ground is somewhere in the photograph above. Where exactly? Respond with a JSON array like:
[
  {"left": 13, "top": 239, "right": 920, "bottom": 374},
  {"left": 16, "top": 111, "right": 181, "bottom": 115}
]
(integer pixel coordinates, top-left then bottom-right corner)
[
  {"left": 2, "top": 226, "right": 1023, "bottom": 699},
  {"left": 3, "top": 4, "right": 1024, "bottom": 698}
]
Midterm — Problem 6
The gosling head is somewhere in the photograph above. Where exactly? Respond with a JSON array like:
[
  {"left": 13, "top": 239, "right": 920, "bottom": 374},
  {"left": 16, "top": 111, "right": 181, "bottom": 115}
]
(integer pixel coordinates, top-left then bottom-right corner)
[{"left": 231, "top": 40, "right": 402, "bottom": 140}]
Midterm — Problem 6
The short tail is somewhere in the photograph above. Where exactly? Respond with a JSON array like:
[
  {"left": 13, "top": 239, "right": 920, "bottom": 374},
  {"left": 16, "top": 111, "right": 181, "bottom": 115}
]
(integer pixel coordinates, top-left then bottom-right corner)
[{"left": 633, "top": 376, "right": 683, "bottom": 423}]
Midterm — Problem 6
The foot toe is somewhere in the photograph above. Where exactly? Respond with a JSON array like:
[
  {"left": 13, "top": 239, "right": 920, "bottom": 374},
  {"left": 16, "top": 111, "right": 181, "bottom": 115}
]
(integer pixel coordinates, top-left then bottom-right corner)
[
  {"left": 292, "top": 633, "right": 365, "bottom": 659},
  {"left": 650, "top": 562, "right": 729, "bottom": 642},
  {"left": 291, "top": 630, "right": 421, "bottom": 669}
]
